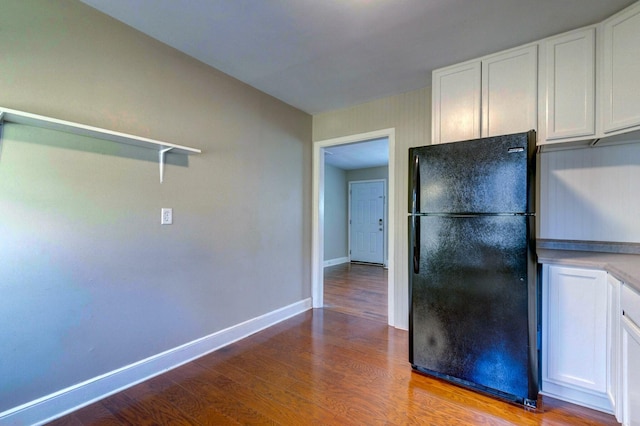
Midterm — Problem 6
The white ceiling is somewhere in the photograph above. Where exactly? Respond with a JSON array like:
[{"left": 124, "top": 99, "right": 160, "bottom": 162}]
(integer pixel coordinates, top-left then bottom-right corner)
[
  {"left": 324, "top": 137, "right": 389, "bottom": 170},
  {"left": 79, "top": 0, "right": 634, "bottom": 115}
]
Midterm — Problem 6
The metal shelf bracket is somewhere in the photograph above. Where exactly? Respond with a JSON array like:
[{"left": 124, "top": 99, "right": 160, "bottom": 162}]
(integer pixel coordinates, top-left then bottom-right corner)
[{"left": 159, "top": 147, "right": 174, "bottom": 183}]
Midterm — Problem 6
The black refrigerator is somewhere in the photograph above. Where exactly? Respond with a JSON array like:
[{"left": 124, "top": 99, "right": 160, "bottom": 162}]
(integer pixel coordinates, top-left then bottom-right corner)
[{"left": 408, "top": 130, "right": 539, "bottom": 408}]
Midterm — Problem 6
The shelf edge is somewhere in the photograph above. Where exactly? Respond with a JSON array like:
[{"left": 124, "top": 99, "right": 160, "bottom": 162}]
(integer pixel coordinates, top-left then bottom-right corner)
[{"left": 0, "top": 107, "right": 201, "bottom": 155}]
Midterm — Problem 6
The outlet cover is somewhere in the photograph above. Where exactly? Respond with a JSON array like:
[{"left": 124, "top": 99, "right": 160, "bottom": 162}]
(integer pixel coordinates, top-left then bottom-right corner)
[{"left": 161, "top": 208, "right": 173, "bottom": 225}]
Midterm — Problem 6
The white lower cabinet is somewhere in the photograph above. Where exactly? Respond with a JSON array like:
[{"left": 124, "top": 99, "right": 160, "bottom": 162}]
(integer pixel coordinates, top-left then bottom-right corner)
[
  {"left": 543, "top": 263, "right": 640, "bottom": 422},
  {"left": 541, "top": 265, "right": 613, "bottom": 413},
  {"left": 609, "top": 274, "right": 622, "bottom": 422},
  {"left": 622, "top": 284, "right": 640, "bottom": 425}
]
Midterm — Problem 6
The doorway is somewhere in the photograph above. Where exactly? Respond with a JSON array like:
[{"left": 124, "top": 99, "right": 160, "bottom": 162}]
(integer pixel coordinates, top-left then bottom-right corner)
[{"left": 312, "top": 128, "right": 397, "bottom": 327}]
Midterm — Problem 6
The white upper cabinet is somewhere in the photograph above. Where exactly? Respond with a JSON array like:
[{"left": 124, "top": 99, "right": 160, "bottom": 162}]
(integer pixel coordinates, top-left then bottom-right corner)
[
  {"left": 540, "top": 27, "right": 596, "bottom": 144},
  {"left": 432, "top": 62, "right": 481, "bottom": 144},
  {"left": 432, "top": 1, "right": 640, "bottom": 149},
  {"left": 482, "top": 45, "right": 538, "bottom": 138},
  {"left": 431, "top": 45, "right": 537, "bottom": 144},
  {"left": 602, "top": 1, "right": 640, "bottom": 135}
]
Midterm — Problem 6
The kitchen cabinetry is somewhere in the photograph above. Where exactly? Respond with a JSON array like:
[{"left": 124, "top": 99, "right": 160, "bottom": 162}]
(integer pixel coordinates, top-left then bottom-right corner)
[
  {"left": 608, "top": 274, "right": 622, "bottom": 422},
  {"left": 482, "top": 45, "right": 537, "bottom": 139},
  {"left": 538, "top": 1, "right": 640, "bottom": 148},
  {"left": 431, "top": 45, "right": 537, "bottom": 144},
  {"left": 541, "top": 265, "right": 613, "bottom": 413},
  {"left": 431, "top": 62, "right": 481, "bottom": 144},
  {"left": 539, "top": 27, "right": 596, "bottom": 145},
  {"left": 622, "top": 284, "right": 640, "bottom": 425},
  {"left": 602, "top": 1, "right": 640, "bottom": 136},
  {"left": 433, "top": 1, "right": 640, "bottom": 149}
]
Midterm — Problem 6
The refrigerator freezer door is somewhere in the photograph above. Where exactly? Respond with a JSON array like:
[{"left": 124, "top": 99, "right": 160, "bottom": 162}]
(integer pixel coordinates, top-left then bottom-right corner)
[
  {"left": 410, "top": 214, "right": 534, "bottom": 401},
  {"left": 413, "top": 132, "right": 532, "bottom": 214}
]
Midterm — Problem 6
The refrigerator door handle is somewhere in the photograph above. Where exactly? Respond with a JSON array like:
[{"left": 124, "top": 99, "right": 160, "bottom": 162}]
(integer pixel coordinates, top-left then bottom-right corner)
[
  {"left": 411, "top": 153, "right": 420, "bottom": 274},
  {"left": 413, "top": 215, "right": 420, "bottom": 274}
]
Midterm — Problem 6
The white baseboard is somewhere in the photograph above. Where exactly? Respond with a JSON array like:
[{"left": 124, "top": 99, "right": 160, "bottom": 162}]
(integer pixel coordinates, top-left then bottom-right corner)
[
  {"left": 540, "top": 382, "right": 613, "bottom": 415},
  {"left": 323, "top": 256, "right": 349, "bottom": 267},
  {"left": 0, "top": 298, "right": 312, "bottom": 426}
]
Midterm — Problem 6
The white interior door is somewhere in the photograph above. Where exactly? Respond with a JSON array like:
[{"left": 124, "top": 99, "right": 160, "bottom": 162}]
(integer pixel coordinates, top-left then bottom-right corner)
[{"left": 350, "top": 181, "right": 384, "bottom": 264}]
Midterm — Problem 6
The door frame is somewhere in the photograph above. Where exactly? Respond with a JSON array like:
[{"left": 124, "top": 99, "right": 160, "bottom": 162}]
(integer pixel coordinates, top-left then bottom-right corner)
[
  {"left": 312, "top": 128, "right": 396, "bottom": 327},
  {"left": 348, "top": 179, "right": 387, "bottom": 266}
]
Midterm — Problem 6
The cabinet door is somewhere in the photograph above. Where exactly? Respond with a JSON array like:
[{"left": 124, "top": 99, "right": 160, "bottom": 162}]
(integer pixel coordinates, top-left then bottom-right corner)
[
  {"left": 544, "top": 27, "right": 596, "bottom": 142},
  {"left": 431, "top": 61, "right": 481, "bottom": 144},
  {"left": 482, "top": 45, "right": 537, "bottom": 138},
  {"left": 622, "top": 284, "right": 640, "bottom": 426},
  {"left": 542, "top": 265, "right": 611, "bottom": 412},
  {"left": 602, "top": 1, "right": 640, "bottom": 134},
  {"left": 608, "top": 274, "right": 622, "bottom": 422},
  {"left": 622, "top": 316, "right": 640, "bottom": 426}
]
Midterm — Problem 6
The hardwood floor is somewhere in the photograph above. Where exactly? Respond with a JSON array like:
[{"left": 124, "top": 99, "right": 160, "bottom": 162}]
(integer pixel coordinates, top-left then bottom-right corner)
[
  {"left": 47, "top": 264, "right": 618, "bottom": 425},
  {"left": 323, "top": 262, "right": 387, "bottom": 322}
]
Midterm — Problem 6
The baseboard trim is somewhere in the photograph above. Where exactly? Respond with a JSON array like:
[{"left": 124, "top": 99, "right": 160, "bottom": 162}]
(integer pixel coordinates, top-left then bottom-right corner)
[
  {"left": 540, "top": 383, "right": 613, "bottom": 415},
  {"left": 0, "top": 298, "right": 312, "bottom": 426},
  {"left": 323, "top": 257, "right": 349, "bottom": 267}
]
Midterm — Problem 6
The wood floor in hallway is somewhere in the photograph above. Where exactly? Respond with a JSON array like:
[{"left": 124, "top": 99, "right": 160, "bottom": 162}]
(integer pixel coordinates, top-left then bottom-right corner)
[
  {"left": 46, "top": 263, "right": 618, "bottom": 425},
  {"left": 323, "top": 262, "right": 388, "bottom": 323}
]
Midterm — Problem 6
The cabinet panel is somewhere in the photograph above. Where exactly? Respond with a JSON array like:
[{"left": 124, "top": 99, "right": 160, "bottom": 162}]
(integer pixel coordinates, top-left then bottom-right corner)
[
  {"left": 544, "top": 28, "right": 596, "bottom": 141},
  {"left": 602, "top": 1, "right": 640, "bottom": 134},
  {"left": 622, "top": 315, "right": 640, "bottom": 426},
  {"left": 482, "top": 45, "right": 537, "bottom": 138},
  {"left": 542, "top": 265, "right": 612, "bottom": 413},
  {"left": 621, "top": 284, "right": 640, "bottom": 425},
  {"left": 431, "top": 62, "right": 481, "bottom": 144},
  {"left": 545, "top": 266, "right": 607, "bottom": 391},
  {"left": 608, "top": 274, "right": 622, "bottom": 422}
]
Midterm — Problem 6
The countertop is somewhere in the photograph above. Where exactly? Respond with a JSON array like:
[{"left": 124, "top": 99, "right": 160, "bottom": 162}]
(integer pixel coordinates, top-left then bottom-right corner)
[{"left": 537, "top": 240, "right": 640, "bottom": 293}]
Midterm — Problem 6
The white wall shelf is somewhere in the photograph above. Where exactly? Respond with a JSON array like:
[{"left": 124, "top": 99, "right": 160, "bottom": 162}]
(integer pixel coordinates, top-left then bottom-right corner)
[{"left": 0, "top": 107, "right": 201, "bottom": 182}]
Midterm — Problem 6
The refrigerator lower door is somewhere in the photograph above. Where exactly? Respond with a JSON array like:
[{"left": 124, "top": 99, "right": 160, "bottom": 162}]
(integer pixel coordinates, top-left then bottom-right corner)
[{"left": 409, "top": 214, "right": 536, "bottom": 404}]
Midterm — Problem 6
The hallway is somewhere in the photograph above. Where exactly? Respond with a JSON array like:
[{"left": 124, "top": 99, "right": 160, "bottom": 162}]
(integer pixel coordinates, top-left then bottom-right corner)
[{"left": 323, "top": 262, "right": 387, "bottom": 323}]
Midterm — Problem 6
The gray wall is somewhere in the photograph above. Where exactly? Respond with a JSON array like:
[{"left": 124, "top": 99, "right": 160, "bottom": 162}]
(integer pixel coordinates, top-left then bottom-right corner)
[
  {"left": 346, "top": 166, "right": 389, "bottom": 184},
  {"left": 0, "top": 0, "right": 311, "bottom": 412},
  {"left": 323, "top": 164, "right": 348, "bottom": 261}
]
